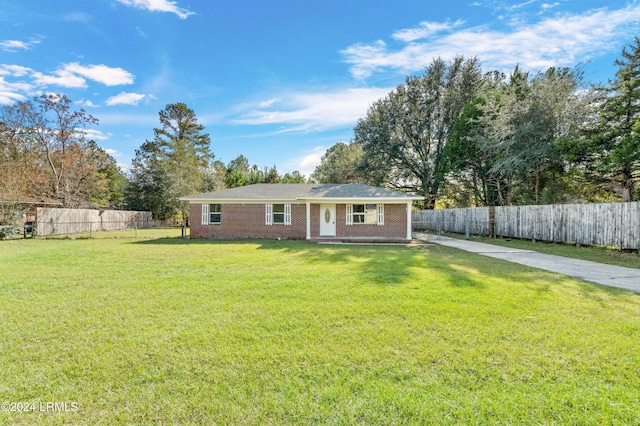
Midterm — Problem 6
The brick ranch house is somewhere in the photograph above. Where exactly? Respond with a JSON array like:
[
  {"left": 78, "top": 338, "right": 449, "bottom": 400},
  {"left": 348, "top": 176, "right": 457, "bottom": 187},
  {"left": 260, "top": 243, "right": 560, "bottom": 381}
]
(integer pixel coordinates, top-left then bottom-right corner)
[{"left": 180, "top": 183, "right": 422, "bottom": 241}]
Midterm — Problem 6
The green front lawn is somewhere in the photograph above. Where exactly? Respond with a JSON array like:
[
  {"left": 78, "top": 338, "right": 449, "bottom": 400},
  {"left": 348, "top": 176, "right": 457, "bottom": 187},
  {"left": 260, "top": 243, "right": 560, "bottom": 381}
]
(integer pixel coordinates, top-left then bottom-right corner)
[{"left": 1, "top": 230, "right": 639, "bottom": 425}]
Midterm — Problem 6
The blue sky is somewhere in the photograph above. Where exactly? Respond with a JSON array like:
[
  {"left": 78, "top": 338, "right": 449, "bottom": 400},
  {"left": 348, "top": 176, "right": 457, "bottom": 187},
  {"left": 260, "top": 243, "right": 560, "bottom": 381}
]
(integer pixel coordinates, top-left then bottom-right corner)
[{"left": 1, "top": 0, "right": 639, "bottom": 177}]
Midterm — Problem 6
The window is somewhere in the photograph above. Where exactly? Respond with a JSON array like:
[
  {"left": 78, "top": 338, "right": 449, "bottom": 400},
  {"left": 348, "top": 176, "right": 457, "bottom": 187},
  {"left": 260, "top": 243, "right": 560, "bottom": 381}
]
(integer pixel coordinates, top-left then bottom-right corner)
[
  {"left": 273, "top": 203, "right": 285, "bottom": 224},
  {"left": 201, "top": 203, "right": 221, "bottom": 225},
  {"left": 265, "top": 203, "right": 291, "bottom": 225},
  {"left": 209, "top": 204, "right": 221, "bottom": 224},
  {"left": 347, "top": 203, "right": 384, "bottom": 226},
  {"left": 353, "top": 204, "right": 377, "bottom": 224}
]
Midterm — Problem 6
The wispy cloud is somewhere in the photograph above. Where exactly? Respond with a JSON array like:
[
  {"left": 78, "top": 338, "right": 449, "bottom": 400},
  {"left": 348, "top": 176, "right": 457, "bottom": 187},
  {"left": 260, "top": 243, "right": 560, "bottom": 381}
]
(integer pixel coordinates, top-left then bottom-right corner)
[
  {"left": 82, "top": 128, "right": 110, "bottom": 141},
  {"left": 235, "top": 87, "right": 392, "bottom": 132},
  {"left": 116, "top": 0, "right": 194, "bottom": 19},
  {"left": 0, "top": 65, "right": 32, "bottom": 78},
  {"left": 258, "top": 98, "right": 280, "bottom": 108},
  {"left": 0, "top": 66, "right": 36, "bottom": 104},
  {"left": 0, "top": 39, "right": 41, "bottom": 52},
  {"left": 341, "top": 3, "right": 640, "bottom": 79},
  {"left": 105, "top": 92, "right": 148, "bottom": 106},
  {"left": 62, "top": 12, "right": 93, "bottom": 23},
  {"left": 392, "top": 20, "right": 465, "bottom": 42}
]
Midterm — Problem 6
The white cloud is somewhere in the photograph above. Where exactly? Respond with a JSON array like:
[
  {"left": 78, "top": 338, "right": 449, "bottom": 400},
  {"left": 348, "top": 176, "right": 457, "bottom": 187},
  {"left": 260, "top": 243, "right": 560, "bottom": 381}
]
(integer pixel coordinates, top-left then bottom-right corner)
[
  {"left": 81, "top": 128, "right": 110, "bottom": 141},
  {"left": 65, "top": 63, "right": 134, "bottom": 86},
  {"left": 0, "top": 90, "right": 27, "bottom": 105},
  {"left": 0, "top": 64, "right": 32, "bottom": 77},
  {"left": 116, "top": 0, "right": 194, "bottom": 19},
  {"left": 298, "top": 146, "right": 325, "bottom": 170},
  {"left": 0, "top": 67, "right": 36, "bottom": 104},
  {"left": 1, "top": 40, "right": 29, "bottom": 52},
  {"left": 32, "top": 68, "right": 87, "bottom": 88},
  {"left": 341, "top": 3, "right": 640, "bottom": 79},
  {"left": 78, "top": 99, "right": 99, "bottom": 108},
  {"left": 236, "top": 87, "right": 392, "bottom": 131},
  {"left": 104, "top": 148, "right": 121, "bottom": 157},
  {"left": 30, "top": 63, "right": 134, "bottom": 89},
  {"left": 106, "top": 92, "right": 147, "bottom": 106},
  {"left": 258, "top": 98, "right": 280, "bottom": 108},
  {"left": 392, "top": 20, "right": 465, "bottom": 42}
]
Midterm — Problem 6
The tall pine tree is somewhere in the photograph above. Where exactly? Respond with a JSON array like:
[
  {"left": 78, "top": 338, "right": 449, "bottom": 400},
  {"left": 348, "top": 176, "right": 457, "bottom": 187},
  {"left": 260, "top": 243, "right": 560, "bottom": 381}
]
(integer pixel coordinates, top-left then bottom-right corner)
[
  {"left": 127, "top": 103, "right": 213, "bottom": 220},
  {"left": 588, "top": 37, "right": 640, "bottom": 201}
]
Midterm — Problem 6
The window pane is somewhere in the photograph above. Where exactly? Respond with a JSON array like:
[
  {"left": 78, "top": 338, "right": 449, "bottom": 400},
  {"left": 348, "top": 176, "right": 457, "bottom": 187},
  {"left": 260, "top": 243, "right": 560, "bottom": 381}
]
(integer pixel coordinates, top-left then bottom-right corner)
[
  {"left": 353, "top": 204, "right": 365, "bottom": 213},
  {"left": 365, "top": 211, "right": 377, "bottom": 224},
  {"left": 210, "top": 213, "right": 221, "bottom": 223},
  {"left": 210, "top": 204, "right": 221, "bottom": 213},
  {"left": 353, "top": 214, "right": 364, "bottom": 223},
  {"left": 273, "top": 213, "right": 285, "bottom": 223},
  {"left": 273, "top": 204, "right": 285, "bottom": 213}
]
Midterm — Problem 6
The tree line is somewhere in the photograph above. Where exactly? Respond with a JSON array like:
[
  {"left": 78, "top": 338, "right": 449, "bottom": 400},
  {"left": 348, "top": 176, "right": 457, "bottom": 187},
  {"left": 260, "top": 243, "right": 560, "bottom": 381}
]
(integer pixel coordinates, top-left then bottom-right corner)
[
  {"left": 0, "top": 98, "right": 305, "bottom": 223},
  {"left": 312, "top": 37, "right": 640, "bottom": 208},
  {"left": 2, "top": 37, "right": 638, "bottom": 226}
]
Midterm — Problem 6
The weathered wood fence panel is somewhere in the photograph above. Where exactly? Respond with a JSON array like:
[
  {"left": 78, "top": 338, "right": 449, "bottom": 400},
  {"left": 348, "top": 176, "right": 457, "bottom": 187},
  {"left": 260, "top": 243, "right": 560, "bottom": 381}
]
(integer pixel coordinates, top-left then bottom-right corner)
[
  {"left": 413, "top": 207, "right": 490, "bottom": 236},
  {"left": 413, "top": 202, "right": 640, "bottom": 249},
  {"left": 36, "top": 208, "right": 152, "bottom": 236}
]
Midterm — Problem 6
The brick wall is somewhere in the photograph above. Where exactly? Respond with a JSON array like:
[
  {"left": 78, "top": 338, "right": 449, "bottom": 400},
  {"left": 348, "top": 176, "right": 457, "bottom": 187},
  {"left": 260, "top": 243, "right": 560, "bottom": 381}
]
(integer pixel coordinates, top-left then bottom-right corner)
[
  {"left": 190, "top": 202, "right": 409, "bottom": 240},
  {"left": 334, "top": 204, "right": 407, "bottom": 239},
  {"left": 190, "top": 203, "right": 307, "bottom": 239}
]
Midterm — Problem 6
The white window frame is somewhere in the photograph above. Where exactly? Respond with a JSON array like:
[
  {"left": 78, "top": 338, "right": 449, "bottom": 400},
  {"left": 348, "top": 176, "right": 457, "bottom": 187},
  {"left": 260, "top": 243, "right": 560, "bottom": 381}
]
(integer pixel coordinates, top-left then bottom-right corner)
[
  {"left": 209, "top": 204, "right": 222, "bottom": 224},
  {"left": 346, "top": 203, "right": 384, "bottom": 225},
  {"left": 266, "top": 203, "right": 291, "bottom": 225}
]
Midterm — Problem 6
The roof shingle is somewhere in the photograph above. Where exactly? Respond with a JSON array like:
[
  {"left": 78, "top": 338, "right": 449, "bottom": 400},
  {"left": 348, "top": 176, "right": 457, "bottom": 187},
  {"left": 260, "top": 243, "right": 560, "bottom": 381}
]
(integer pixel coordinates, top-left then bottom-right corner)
[{"left": 180, "top": 183, "right": 420, "bottom": 201}]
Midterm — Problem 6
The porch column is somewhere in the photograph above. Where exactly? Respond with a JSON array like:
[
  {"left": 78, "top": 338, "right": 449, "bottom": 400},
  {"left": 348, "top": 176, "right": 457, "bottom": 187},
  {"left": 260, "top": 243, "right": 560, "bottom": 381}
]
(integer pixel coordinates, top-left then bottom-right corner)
[
  {"left": 306, "top": 201, "right": 311, "bottom": 239},
  {"left": 406, "top": 201, "right": 413, "bottom": 240}
]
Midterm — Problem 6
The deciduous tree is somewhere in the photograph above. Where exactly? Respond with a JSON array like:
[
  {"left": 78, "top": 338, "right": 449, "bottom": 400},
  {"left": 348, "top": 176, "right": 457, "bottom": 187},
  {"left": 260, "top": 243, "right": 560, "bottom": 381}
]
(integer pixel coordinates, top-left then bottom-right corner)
[{"left": 355, "top": 56, "right": 483, "bottom": 208}]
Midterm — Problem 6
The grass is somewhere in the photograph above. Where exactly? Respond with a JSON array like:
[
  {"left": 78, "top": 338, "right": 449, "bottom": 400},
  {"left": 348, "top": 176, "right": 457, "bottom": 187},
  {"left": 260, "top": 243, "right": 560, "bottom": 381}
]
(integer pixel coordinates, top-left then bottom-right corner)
[
  {"left": 440, "top": 232, "right": 640, "bottom": 269},
  {"left": 1, "top": 229, "right": 639, "bottom": 425}
]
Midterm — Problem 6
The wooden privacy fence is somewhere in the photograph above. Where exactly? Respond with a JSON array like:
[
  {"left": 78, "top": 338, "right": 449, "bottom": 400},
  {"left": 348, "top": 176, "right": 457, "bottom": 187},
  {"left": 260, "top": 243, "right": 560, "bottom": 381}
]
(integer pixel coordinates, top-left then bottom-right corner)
[
  {"left": 413, "top": 207, "right": 491, "bottom": 236},
  {"left": 412, "top": 202, "right": 640, "bottom": 250},
  {"left": 36, "top": 208, "right": 152, "bottom": 236}
]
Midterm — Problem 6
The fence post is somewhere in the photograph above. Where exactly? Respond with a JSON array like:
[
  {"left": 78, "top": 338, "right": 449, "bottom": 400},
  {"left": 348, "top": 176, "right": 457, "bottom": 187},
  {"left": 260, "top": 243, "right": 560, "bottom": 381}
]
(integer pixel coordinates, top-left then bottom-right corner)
[
  {"left": 465, "top": 221, "right": 470, "bottom": 240},
  {"left": 89, "top": 222, "right": 92, "bottom": 239}
]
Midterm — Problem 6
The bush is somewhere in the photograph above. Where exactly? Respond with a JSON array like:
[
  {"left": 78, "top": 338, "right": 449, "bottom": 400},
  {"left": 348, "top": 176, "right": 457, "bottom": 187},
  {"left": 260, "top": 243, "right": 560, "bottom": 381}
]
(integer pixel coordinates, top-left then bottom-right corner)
[
  {"left": 0, "top": 204, "right": 22, "bottom": 239},
  {"left": 0, "top": 224, "right": 19, "bottom": 240}
]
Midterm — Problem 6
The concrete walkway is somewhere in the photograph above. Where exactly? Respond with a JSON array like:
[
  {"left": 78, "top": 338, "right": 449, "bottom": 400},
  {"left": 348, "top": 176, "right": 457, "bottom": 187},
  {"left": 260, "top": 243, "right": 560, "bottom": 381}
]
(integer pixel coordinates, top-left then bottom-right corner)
[{"left": 414, "top": 232, "right": 640, "bottom": 293}]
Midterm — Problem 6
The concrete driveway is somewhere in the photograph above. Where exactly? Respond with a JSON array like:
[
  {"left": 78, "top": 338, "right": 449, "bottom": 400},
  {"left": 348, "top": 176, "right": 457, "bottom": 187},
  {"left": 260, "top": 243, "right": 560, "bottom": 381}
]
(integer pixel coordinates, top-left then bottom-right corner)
[{"left": 414, "top": 233, "right": 640, "bottom": 293}]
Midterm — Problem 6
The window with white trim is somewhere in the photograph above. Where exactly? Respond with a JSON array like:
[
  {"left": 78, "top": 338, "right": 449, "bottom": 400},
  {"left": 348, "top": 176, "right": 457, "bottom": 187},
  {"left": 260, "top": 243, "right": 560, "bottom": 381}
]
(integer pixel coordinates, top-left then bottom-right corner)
[
  {"left": 347, "top": 203, "right": 384, "bottom": 226},
  {"left": 201, "top": 203, "right": 222, "bottom": 225},
  {"left": 209, "top": 204, "right": 221, "bottom": 224},
  {"left": 265, "top": 203, "right": 291, "bottom": 225}
]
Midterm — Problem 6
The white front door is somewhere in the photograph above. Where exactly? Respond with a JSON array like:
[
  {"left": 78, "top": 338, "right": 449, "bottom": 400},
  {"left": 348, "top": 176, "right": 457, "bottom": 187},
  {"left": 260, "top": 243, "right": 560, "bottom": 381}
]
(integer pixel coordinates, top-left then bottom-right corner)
[{"left": 319, "top": 204, "right": 336, "bottom": 236}]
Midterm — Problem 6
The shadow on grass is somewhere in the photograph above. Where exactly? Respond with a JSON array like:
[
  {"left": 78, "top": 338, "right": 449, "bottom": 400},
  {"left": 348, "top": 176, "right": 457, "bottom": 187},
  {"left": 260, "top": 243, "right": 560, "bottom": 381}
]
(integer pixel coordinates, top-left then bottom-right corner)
[
  {"left": 133, "top": 237, "right": 639, "bottom": 297},
  {"left": 131, "top": 237, "right": 489, "bottom": 288}
]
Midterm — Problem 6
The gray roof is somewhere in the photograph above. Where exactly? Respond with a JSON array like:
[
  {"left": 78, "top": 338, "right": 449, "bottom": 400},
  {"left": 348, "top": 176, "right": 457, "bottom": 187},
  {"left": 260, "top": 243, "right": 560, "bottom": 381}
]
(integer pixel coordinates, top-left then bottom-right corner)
[{"left": 180, "top": 183, "right": 421, "bottom": 201}]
